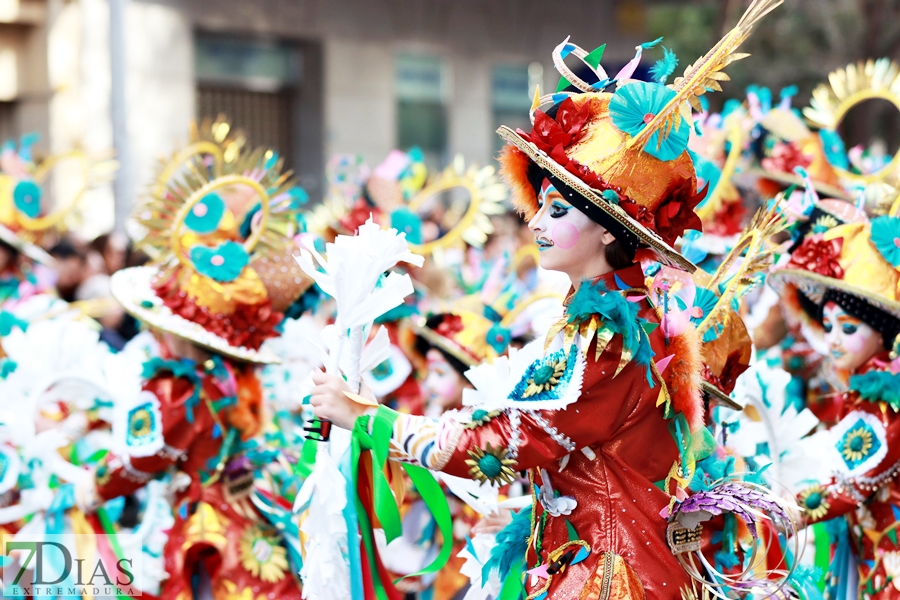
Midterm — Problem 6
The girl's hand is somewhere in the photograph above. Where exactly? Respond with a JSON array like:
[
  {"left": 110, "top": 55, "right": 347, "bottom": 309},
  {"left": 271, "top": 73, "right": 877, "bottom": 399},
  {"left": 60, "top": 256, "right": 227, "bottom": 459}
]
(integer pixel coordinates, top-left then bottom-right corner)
[
  {"left": 472, "top": 509, "right": 513, "bottom": 535},
  {"left": 309, "top": 369, "right": 376, "bottom": 430}
]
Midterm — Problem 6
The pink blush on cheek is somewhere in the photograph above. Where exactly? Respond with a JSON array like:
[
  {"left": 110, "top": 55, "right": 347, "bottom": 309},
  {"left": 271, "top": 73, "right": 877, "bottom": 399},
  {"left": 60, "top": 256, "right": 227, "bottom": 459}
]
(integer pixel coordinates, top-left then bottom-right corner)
[
  {"left": 551, "top": 222, "right": 579, "bottom": 250},
  {"left": 842, "top": 331, "right": 867, "bottom": 354}
]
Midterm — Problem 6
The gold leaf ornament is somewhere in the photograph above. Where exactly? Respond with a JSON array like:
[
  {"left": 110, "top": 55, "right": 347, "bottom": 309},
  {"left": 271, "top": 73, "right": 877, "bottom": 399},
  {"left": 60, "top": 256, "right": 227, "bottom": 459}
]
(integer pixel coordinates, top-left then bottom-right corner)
[
  {"left": 629, "top": 0, "right": 783, "bottom": 151},
  {"left": 465, "top": 443, "right": 517, "bottom": 486}
]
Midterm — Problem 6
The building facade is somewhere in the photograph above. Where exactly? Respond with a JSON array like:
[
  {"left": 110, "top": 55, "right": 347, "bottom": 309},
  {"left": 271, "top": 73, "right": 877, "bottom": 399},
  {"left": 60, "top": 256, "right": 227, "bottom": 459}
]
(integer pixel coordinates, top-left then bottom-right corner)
[{"left": 1, "top": 0, "right": 647, "bottom": 235}]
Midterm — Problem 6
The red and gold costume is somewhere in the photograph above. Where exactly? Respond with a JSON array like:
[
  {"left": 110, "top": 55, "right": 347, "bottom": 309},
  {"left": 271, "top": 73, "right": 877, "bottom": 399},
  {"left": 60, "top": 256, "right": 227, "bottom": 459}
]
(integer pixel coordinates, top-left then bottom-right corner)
[
  {"left": 772, "top": 219, "right": 900, "bottom": 598},
  {"left": 371, "top": 264, "right": 705, "bottom": 598},
  {"left": 93, "top": 356, "right": 302, "bottom": 599},
  {"left": 77, "top": 127, "right": 311, "bottom": 599}
]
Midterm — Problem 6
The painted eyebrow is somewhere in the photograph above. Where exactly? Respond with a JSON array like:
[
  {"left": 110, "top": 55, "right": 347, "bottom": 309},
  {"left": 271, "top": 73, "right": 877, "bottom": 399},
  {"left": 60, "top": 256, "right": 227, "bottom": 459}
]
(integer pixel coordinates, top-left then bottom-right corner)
[{"left": 836, "top": 315, "right": 861, "bottom": 324}]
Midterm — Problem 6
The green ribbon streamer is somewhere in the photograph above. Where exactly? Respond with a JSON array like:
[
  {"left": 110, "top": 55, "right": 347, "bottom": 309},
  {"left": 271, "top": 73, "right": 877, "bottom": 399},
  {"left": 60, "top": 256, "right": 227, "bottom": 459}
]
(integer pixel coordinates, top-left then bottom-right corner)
[
  {"left": 351, "top": 406, "right": 454, "bottom": 593},
  {"left": 97, "top": 507, "right": 131, "bottom": 600},
  {"left": 294, "top": 437, "right": 318, "bottom": 479},
  {"left": 813, "top": 522, "right": 830, "bottom": 592},
  {"left": 353, "top": 408, "right": 403, "bottom": 543},
  {"left": 497, "top": 561, "right": 525, "bottom": 600}
]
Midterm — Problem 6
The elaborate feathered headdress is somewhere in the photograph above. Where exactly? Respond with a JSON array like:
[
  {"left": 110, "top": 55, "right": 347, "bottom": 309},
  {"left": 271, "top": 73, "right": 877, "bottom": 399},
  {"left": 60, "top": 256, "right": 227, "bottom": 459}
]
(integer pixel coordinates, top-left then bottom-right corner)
[
  {"left": 113, "top": 130, "right": 311, "bottom": 363},
  {"left": 0, "top": 136, "right": 116, "bottom": 264},
  {"left": 498, "top": 0, "right": 783, "bottom": 271}
]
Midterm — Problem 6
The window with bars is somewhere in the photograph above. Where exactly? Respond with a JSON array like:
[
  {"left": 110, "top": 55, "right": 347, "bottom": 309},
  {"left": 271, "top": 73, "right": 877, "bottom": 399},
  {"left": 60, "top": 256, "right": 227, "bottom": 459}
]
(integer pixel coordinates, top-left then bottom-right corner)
[
  {"left": 194, "top": 35, "right": 301, "bottom": 169},
  {"left": 196, "top": 86, "right": 296, "bottom": 167}
]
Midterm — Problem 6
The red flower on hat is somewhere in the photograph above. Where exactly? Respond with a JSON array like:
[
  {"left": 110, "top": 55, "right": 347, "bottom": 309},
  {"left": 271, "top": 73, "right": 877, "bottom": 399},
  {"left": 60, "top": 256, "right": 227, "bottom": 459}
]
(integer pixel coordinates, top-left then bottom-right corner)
[
  {"left": 761, "top": 141, "right": 812, "bottom": 175},
  {"left": 654, "top": 179, "right": 706, "bottom": 246},
  {"left": 786, "top": 234, "right": 844, "bottom": 279},
  {"left": 519, "top": 99, "right": 625, "bottom": 200},
  {"left": 436, "top": 314, "right": 464, "bottom": 338},
  {"left": 707, "top": 199, "right": 747, "bottom": 237},
  {"left": 153, "top": 275, "right": 283, "bottom": 350},
  {"left": 524, "top": 98, "right": 591, "bottom": 152}
]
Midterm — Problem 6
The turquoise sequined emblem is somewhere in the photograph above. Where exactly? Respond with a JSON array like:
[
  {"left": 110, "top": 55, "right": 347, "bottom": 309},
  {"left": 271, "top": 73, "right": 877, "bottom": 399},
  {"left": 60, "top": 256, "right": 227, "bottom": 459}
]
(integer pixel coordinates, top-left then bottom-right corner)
[
  {"left": 837, "top": 418, "right": 881, "bottom": 471},
  {"left": 127, "top": 403, "right": 159, "bottom": 448},
  {"left": 511, "top": 345, "right": 576, "bottom": 403},
  {"left": 370, "top": 359, "right": 394, "bottom": 381}
]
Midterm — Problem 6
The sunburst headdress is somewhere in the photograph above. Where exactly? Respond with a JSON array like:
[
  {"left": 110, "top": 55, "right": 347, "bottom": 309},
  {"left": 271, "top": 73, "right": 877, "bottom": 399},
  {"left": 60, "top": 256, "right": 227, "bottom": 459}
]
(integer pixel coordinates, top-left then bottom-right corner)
[
  {"left": 498, "top": 0, "right": 783, "bottom": 272},
  {"left": 308, "top": 149, "right": 507, "bottom": 259},
  {"left": 804, "top": 58, "right": 900, "bottom": 214},
  {"left": 0, "top": 135, "right": 117, "bottom": 264},
  {"left": 111, "top": 139, "right": 311, "bottom": 364},
  {"left": 133, "top": 116, "right": 247, "bottom": 259}
]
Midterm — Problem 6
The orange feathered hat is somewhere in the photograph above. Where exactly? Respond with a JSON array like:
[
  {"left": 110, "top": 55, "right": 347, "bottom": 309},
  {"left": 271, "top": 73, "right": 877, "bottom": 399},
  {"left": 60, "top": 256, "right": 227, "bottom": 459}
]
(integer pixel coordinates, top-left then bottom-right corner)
[{"left": 496, "top": 1, "right": 781, "bottom": 272}]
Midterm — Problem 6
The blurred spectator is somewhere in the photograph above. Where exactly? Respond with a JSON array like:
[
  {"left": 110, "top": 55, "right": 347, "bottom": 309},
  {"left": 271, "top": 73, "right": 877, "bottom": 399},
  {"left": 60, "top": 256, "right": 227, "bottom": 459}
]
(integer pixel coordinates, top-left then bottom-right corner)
[
  {"left": 49, "top": 238, "right": 92, "bottom": 302},
  {"left": 89, "top": 232, "right": 129, "bottom": 275},
  {"left": 75, "top": 272, "right": 128, "bottom": 351}
]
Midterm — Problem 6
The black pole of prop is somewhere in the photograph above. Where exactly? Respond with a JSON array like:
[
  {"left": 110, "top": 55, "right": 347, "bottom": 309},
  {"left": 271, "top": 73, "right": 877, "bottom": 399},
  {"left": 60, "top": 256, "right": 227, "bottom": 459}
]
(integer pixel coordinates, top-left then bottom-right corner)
[{"left": 304, "top": 418, "right": 332, "bottom": 442}]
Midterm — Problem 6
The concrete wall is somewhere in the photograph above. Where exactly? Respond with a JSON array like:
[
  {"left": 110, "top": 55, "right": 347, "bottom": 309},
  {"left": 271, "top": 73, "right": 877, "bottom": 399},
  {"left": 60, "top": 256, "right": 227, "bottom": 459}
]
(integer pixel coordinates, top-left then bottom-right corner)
[
  {"left": 11, "top": 0, "right": 646, "bottom": 231},
  {"left": 158, "top": 0, "right": 642, "bottom": 173}
]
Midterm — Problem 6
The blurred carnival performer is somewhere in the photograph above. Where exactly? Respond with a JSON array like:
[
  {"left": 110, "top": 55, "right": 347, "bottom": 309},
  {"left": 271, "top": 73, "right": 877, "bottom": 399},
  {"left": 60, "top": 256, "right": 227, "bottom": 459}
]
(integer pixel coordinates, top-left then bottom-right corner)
[
  {"left": 76, "top": 140, "right": 313, "bottom": 600},
  {"left": 306, "top": 2, "right": 796, "bottom": 598}
]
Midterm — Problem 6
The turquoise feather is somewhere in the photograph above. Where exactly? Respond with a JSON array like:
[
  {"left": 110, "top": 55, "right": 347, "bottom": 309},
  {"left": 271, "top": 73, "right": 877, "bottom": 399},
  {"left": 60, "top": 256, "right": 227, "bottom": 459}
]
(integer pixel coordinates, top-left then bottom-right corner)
[
  {"left": 649, "top": 47, "right": 679, "bottom": 84},
  {"left": 849, "top": 370, "right": 900, "bottom": 410},
  {"left": 483, "top": 506, "right": 532, "bottom": 582},
  {"left": 567, "top": 280, "right": 654, "bottom": 382}
]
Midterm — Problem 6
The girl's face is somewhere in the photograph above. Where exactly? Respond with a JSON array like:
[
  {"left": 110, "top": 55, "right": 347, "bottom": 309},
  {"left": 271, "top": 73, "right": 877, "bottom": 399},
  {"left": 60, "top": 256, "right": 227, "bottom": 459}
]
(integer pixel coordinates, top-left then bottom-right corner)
[
  {"left": 527, "top": 180, "right": 611, "bottom": 280},
  {"left": 424, "top": 349, "right": 465, "bottom": 411},
  {"left": 822, "top": 301, "right": 884, "bottom": 373}
]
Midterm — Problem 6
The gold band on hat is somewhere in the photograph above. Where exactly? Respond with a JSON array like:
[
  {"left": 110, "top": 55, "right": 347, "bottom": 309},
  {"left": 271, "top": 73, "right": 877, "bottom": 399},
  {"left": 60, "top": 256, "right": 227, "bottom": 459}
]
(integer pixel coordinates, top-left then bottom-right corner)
[{"left": 497, "top": 124, "right": 696, "bottom": 272}]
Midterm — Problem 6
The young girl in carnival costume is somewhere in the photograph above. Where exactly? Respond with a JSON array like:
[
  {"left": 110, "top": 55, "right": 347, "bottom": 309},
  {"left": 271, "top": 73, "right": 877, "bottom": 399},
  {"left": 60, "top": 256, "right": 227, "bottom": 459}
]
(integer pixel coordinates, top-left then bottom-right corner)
[
  {"left": 762, "top": 57, "right": 900, "bottom": 600},
  {"left": 308, "top": 2, "right": 798, "bottom": 597},
  {"left": 768, "top": 207, "right": 900, "bottom": 598},
  {"left": 75, "top": 140, "right": 313, "bottom": 600}
]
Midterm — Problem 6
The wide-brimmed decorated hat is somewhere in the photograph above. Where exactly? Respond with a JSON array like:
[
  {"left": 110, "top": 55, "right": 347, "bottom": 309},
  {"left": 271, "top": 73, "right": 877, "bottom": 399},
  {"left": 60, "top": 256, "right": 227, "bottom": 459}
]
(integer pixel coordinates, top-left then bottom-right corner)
[
  {"left": 769, "top": 219, "right": 900, "bottom": 331},
  {"left": 498, "top": 0, "right": 782, "bottom": 272},
  {"left": 743, "top": 88, "right": 851, "bottom": 202},
  {"left": 308, "top": 149, "right": 506, "bottom": 260},
  {"left": 0, "top": 135, "right": 116, "bottom": 264},
  {"left": 114, "top": 140, "right": 312, "bottom": 364}
]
